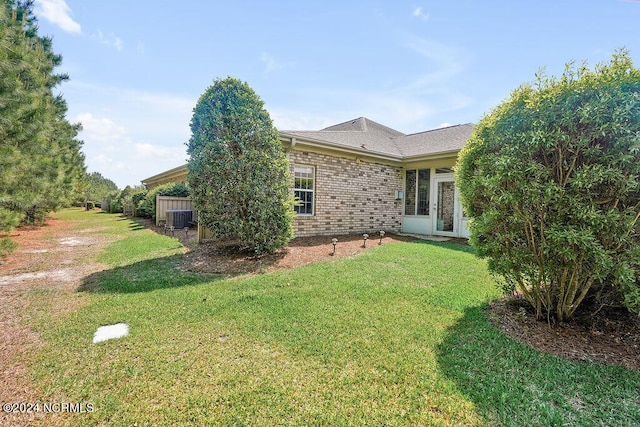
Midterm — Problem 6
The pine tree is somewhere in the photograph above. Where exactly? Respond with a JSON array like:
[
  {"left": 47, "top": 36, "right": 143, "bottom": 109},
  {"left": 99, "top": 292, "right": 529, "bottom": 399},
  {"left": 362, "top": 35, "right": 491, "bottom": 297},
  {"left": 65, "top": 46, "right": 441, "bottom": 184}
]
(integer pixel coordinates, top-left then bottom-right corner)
[{"left": 0, "top": 0, "right": 86, "bottom": 251}]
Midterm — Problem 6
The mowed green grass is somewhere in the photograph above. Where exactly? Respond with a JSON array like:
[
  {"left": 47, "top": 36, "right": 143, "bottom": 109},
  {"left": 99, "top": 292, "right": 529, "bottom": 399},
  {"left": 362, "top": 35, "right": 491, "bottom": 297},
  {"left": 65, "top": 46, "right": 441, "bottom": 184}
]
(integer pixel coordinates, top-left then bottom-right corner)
[{"left": 27, "top": 209, "right": 640, "bottom": 426}]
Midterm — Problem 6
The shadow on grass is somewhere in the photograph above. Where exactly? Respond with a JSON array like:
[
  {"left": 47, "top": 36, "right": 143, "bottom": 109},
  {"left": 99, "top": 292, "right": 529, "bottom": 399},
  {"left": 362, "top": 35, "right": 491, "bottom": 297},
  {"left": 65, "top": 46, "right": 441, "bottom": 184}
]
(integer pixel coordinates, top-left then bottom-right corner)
[
  {"left": 128, "top": 223, "right": 146, "bottom": 231},
  {"left": 78, "top": 254, "right": 222, "bottom": 294},
  {"left": 436, "top": 305, "right": 640, "bottom": 426}
]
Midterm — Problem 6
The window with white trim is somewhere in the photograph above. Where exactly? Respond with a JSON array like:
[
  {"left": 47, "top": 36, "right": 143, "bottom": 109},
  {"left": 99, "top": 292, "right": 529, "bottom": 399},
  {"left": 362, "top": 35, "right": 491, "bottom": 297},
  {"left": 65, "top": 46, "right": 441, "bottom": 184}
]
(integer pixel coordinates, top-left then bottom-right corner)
[
  {"left": 404, "top": 168, "right": 430, "bottom": 216},
  {"left": 294, "top": 165, "right": 315, "bottom": 215}
]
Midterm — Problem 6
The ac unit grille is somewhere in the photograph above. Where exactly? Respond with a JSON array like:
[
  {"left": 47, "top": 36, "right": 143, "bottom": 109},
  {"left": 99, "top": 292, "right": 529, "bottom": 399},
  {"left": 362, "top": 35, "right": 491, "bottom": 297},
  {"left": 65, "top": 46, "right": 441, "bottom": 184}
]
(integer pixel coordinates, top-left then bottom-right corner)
[{"left": 166, "top": 210, "right": 193, "bottom": 228}]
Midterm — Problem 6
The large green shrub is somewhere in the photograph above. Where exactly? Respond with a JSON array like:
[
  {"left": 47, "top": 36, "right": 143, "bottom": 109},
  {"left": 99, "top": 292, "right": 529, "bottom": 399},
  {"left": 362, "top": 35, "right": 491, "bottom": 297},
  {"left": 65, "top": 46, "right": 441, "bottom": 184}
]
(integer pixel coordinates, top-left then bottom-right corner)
[
  {"left": 187, "top": 77, "right": 294, "bottom": 254},
  {"left": 457, "top": 51, "right": 640, "bottom": 322},
  {"left": 104, "top": 190, "right": 122, "bottom": 213},
  {"left": 104, "top": 186, "right": 145, "bottom": 214},
  {"left": 131, "top": 189, "right": 148, "bottom": 216},
  {"left": 137, "top": 182, "right": 188, "bottom": 219}
]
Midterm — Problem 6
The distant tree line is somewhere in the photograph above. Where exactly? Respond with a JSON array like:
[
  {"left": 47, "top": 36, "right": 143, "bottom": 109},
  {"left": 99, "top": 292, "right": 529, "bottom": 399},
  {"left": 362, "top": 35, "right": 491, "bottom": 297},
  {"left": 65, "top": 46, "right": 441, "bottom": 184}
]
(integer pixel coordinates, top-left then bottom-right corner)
[
  {"left": 99, "top": 182, "right": 189, "bottom": 221},
  {"left": 0, "top": 0, "right": 85, "bottom": 254},
  {"left": 78, "top": 172, "right": 118, "bottom": 208}
]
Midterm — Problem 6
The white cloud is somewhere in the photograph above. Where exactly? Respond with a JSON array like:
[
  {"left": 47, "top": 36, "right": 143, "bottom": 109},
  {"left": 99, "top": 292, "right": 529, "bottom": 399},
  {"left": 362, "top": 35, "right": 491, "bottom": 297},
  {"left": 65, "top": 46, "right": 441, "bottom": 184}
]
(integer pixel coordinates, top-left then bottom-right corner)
[
  {"left": 67, "top": 86, "right": 193, "bottom": 187},
  {"left": 270, "top": 109, "right": 340, "bottom": 131},
  {"left": 76, "top": 113, "right": 130, "bottom": 150},
  {"left": 130, "top": 91, "right": 194, "bottom": 114},
  {"left": 93, "top": 30, "right": 124, "bottom": 51},
  {"left": 272, "top": 34, "right": 471, "bottom": 131},
  {"left": 401, "top": 36, "right": 465, "bottom": 88},
  {"left": 269, "top": 66, "right": 472, "bottom": 134},
  {"left": 34, "top": 2, "right": 126, "bottom": 52},
  {"left": 69, "top": 83, "right": 194, "bottom": 143},
  {"left": 91, "top": 154, "right": 126, "bottom": 172},
  {"left": 412, "top": 6, "right": 429, "bottom": 21},
  {"left": 34, "top": 0, "right": 81, "bottom": 33},
  {"left": 133, "top": 143, "right": 185, "bottom": 161},
  {"left": 261, "top": 52, "right": 283, "bottom": 74},
  {"left": 270, "top": 91, "right": 435, "bottom": 134}
]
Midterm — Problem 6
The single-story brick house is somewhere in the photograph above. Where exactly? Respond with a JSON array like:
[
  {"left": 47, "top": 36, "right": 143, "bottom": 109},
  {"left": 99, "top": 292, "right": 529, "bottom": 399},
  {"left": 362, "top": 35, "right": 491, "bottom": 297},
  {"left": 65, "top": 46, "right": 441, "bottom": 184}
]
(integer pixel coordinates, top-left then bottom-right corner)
[{"left": 142, "top": 117, "right": 473, "bottom": 239}]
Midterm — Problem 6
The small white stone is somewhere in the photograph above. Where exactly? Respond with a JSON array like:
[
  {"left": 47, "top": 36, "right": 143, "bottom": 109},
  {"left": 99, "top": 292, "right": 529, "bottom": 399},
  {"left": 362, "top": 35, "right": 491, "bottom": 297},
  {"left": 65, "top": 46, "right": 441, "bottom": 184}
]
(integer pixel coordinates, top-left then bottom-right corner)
[{"left": 93, "top": 323, "right": 129, "bottom": 343}]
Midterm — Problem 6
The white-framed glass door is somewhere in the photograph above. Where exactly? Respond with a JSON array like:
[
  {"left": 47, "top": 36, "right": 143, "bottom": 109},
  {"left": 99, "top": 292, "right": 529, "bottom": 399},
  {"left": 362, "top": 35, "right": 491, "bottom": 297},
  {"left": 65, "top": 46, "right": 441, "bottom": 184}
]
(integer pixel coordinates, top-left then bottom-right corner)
[{"left": 433, "top": 177, "right": 456, "bottom": 236}]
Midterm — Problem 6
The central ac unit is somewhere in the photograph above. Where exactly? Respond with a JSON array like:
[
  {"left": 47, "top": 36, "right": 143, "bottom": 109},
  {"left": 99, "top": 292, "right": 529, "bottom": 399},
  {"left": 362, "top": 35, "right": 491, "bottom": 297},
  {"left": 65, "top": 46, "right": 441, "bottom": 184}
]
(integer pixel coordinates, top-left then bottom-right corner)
[{"left": 166, "top": 210, "right": 193, "bottom": 229}]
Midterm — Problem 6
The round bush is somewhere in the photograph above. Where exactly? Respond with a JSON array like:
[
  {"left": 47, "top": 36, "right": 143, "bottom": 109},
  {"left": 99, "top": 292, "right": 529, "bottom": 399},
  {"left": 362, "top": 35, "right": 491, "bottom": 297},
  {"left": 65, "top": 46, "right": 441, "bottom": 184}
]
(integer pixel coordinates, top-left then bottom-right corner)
[{"left": 456, "top": 51, "right": 640, "bottom": 321}]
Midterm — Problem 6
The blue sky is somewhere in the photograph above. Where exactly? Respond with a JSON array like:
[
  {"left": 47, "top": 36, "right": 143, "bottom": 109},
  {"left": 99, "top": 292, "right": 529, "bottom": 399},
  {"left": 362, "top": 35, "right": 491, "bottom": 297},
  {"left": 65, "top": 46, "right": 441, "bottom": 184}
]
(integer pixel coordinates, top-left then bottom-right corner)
[{"left": 33, "top": 0, "right": 640, "bottom": 188}]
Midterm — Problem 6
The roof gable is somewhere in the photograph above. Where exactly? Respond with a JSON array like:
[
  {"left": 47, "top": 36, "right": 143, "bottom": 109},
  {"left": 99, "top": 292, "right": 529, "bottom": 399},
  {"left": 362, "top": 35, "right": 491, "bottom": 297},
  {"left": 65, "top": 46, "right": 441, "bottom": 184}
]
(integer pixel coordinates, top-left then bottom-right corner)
[
  {"left": 321, "top": 117, "right": 405, "bottom": 137},
  {"left": 281, "top": 117, "right": 405, "bottom": 157}
]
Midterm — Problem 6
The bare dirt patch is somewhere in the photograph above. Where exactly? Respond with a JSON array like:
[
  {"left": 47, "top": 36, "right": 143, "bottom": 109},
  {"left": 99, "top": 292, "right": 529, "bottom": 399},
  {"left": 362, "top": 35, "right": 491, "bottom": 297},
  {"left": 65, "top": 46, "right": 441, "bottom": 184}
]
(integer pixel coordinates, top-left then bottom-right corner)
[
  {"left": 59, "top": 236, "right": 93, "bottom": 246},
  {"left": 0, "top": 215, "right": 114, "bottom": 427},
  {"left": 0, "top": 268, "right": 77, "bottom": 287}
]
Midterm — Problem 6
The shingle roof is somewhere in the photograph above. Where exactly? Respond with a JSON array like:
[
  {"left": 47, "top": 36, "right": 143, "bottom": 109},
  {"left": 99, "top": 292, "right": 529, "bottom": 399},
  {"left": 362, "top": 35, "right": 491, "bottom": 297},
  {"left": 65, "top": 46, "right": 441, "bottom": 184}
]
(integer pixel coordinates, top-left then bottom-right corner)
[
  {"left": 280, "top": 117, "right": 473, "bottom": 159},
  {"left": 282, "top": 117, "right": 404, "bottom": 157},
  {"left": 321, "top": 117, "right": 405, "bottom": 137},
  {"left": 396, "top": 123, "right": 474, "bottom": 157}
]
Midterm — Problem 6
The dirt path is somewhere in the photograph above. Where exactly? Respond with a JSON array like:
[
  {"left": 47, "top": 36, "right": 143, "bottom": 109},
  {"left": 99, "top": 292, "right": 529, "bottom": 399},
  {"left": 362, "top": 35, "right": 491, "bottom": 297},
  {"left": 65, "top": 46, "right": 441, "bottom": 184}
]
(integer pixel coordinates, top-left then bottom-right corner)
[{"left": 0, "top": 216, "right": 113, "bottom": 427}]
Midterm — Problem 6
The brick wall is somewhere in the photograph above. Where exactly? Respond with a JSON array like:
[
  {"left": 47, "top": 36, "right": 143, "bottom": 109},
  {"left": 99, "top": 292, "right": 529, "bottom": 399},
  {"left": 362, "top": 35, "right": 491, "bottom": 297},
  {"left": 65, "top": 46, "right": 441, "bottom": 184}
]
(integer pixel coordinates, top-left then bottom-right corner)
[{"left": 288, "top": 150, "right": 403, "bottom": 237}]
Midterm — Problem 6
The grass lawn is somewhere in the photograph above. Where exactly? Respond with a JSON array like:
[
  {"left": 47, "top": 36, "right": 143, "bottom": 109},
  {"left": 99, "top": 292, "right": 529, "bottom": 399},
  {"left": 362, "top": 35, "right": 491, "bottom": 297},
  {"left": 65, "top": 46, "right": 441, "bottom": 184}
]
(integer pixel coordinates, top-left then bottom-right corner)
[{"left": 26, "top": 209, "right": 640, "bottom": 426}]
